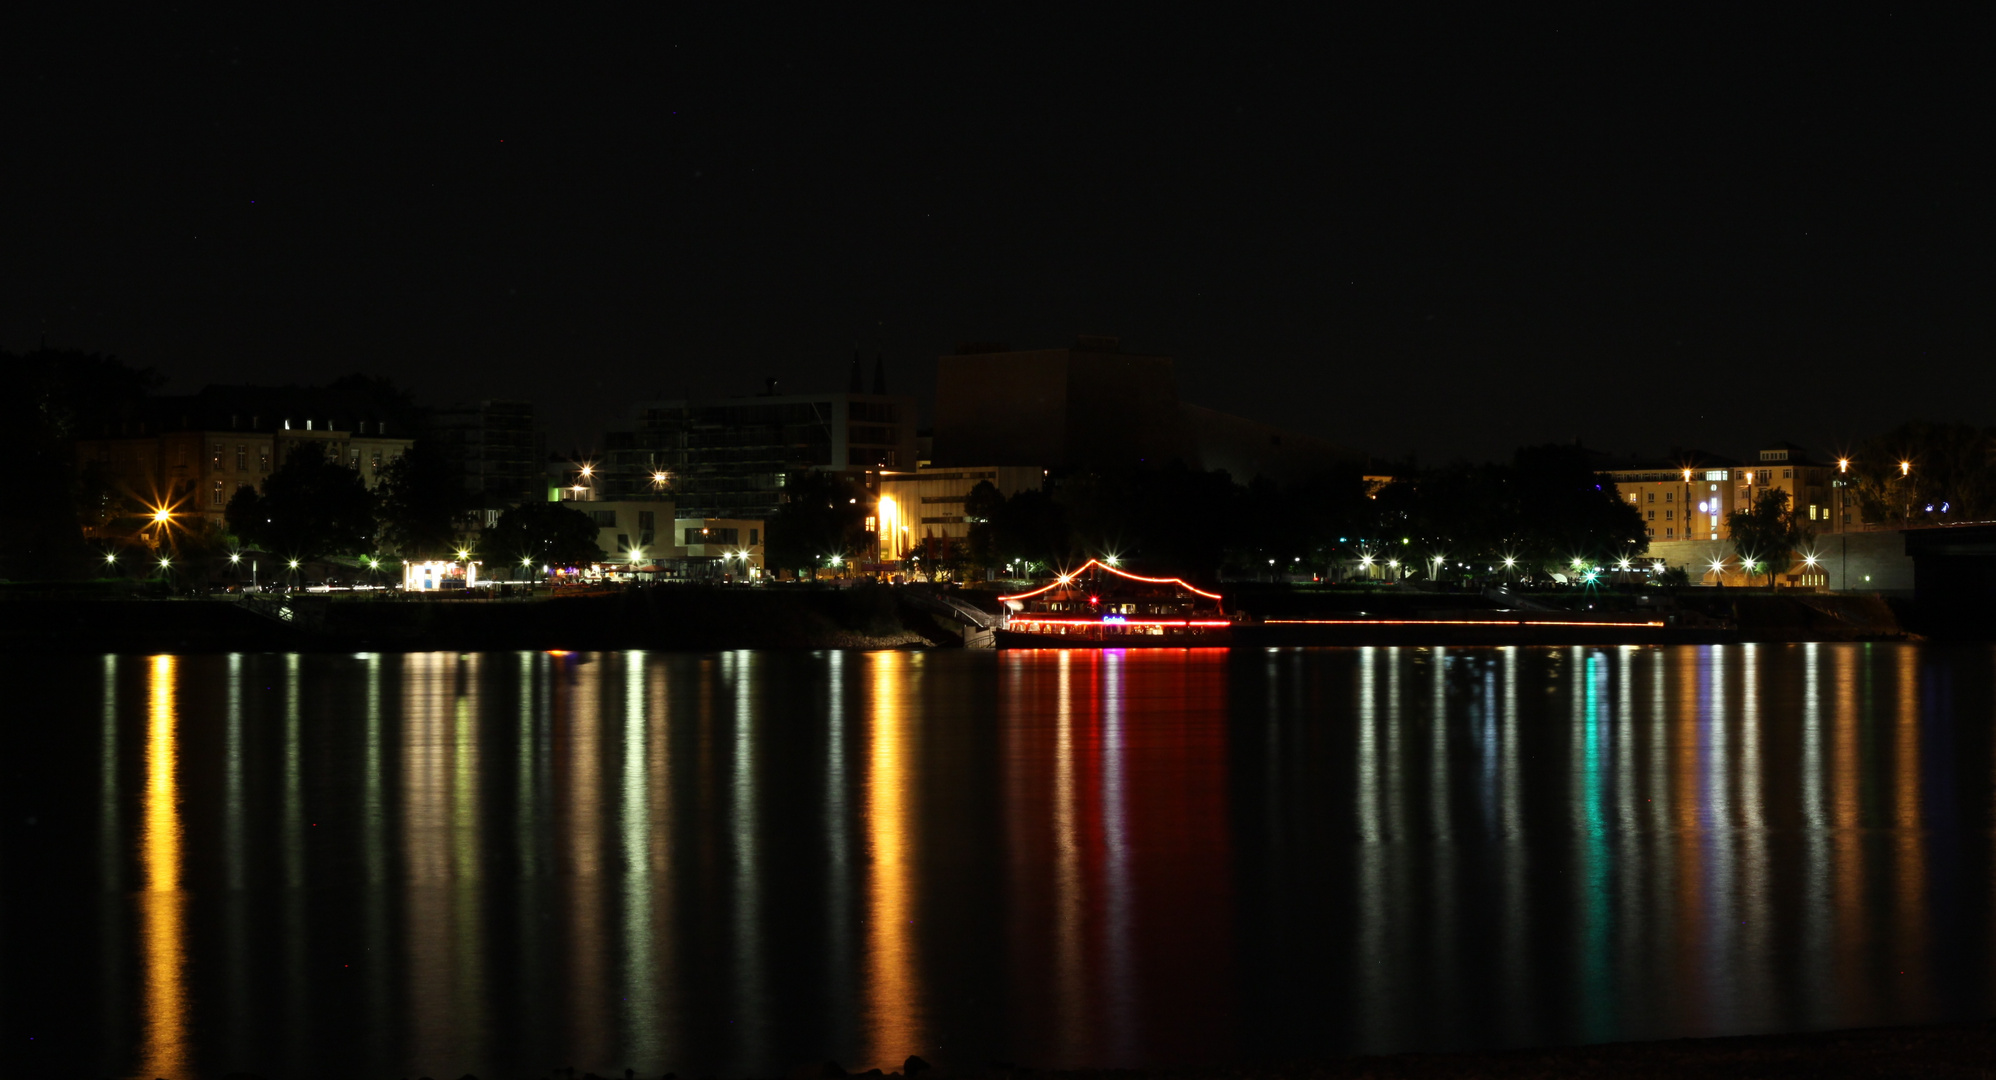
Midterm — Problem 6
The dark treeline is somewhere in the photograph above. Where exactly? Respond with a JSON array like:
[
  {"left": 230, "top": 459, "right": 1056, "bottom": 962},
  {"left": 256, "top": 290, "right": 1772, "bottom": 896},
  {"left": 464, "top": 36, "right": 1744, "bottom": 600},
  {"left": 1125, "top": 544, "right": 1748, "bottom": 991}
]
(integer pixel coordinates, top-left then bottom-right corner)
[
  {"left": 767, "top": 445, "right": 1649, "bottom": 586},
  {"left": 939, "top": 445, "right": 1645, "bottom": 586}
]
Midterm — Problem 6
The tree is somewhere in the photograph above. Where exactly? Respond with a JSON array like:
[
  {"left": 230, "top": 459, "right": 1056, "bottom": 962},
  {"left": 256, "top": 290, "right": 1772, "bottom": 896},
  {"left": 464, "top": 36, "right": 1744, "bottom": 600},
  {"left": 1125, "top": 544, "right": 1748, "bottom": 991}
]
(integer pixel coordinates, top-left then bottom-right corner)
[
  {"left": 962, "top": 479, "right": 1007, "bottom": 576},
  {"left": 1727, "top": 487, "right": 1811, "bottom": 588},
  {"left": 227, "top": 443, "right": 377, "bottom": 560},
  {"left": 0, "top": 347, "right": 162, "bottom": 579},
  {"left": 766, "top": 470, "right": 870, "bottom": 573},
  {"left": 989, "top": 487, "right": 1070, "bottom": 574},
  {"left": 482, "top": 501, "right": 603, "bottom": 569},
  {"left": 1848, "top": 421, "right": 1996, "bottom": 527},
  {"left": 375, "top": 438, "right": 475, "bottom": 557}
]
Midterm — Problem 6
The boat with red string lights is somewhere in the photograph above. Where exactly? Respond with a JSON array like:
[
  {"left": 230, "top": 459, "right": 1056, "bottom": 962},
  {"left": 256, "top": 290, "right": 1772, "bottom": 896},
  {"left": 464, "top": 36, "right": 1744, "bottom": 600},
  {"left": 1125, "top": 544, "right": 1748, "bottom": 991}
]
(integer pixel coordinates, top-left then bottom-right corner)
[{"left": 995, "top": 559, "right": 1235, "bottom": 648}]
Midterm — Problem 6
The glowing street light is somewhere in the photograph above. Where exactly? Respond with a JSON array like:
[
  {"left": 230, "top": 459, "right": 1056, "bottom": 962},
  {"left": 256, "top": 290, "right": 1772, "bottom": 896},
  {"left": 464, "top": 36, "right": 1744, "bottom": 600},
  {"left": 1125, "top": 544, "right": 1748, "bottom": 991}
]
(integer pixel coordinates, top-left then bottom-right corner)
[
  {"left": 579, "top": 464, "right": 594, "bottom": 479},
  {"left": 1838, "top": 458, "right": 1850, "bottom": 473},
  {"left": 651, "top": 471, "right": 670, "bottom": 488},
  {"left": 105, "top": 552, "right": 118, "bottom": 565},
  {"left": 1900, "top": 460, "right": 1911, "bottom": 477},
  {"left": 229, "top": 553, "right": 242, "bottom": 565},
  {"left": 158, "top": 557, "right": 172, "bottom": 570},
  {"left": 1105, "top": 555, "right": 1120, "bottom": 567},
  {"left": 152, "top": 508, "right": 171, "bottom": 524},
  {"left": 455, "top": 549, "right": 472, "bottom": 562}
]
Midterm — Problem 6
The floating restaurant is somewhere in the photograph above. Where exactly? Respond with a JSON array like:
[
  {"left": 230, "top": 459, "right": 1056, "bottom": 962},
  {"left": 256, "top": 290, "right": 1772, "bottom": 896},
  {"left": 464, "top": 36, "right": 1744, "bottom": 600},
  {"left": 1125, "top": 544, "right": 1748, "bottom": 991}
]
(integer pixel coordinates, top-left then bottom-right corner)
[{"left": 996, "top": 559, "right": 1234, "bottom": 647}]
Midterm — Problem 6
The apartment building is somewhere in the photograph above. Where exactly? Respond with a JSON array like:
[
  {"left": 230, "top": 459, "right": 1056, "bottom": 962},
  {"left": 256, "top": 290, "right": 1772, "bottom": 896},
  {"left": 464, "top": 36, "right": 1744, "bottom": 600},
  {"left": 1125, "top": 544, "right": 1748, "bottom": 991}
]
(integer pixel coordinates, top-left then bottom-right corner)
[
  {"left": 875, "top": 464, "right": 1045, "bottom": 561},
  {"left": 1602, "top": 443, "right": 1850, "bottom": 544},
  {"left": 76, "top": 407, "right": 412, "bottom": 534}
]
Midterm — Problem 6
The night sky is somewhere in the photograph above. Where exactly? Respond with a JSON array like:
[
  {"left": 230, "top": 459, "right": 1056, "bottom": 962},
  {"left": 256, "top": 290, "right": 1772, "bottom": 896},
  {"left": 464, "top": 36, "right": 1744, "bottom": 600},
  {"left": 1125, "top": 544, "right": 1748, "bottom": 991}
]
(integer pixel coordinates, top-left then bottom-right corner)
[{"left": 6, "top": 11, "right": 1988, "bottom": 463}]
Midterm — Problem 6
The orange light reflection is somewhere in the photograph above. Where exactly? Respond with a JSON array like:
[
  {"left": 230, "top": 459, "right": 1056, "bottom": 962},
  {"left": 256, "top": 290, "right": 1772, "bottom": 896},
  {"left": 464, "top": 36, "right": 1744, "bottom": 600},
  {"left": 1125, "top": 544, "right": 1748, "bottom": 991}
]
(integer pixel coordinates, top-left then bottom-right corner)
[
  {"left": 865, "top": 652, "right": 921, "bottom": 1066},
  {"left": 139, "top": 655, "right": 189, "bottom": 1080}
]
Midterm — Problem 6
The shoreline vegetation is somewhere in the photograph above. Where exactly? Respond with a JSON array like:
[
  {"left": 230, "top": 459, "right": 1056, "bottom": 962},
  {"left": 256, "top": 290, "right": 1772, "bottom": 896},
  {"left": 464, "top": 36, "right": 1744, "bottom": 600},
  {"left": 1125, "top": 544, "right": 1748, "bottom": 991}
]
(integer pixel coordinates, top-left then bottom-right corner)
[{"left": 0, "top": 581, "right": 1922, "bottom": 654}]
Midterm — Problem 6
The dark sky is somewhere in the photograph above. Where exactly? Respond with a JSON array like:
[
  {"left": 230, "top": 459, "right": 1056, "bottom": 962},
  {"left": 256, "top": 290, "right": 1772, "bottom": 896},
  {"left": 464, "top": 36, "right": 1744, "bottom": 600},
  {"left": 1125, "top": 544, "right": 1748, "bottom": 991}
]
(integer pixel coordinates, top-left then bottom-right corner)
[{"left": 6, "top": 10, "right": 1989, "bottom": 463}]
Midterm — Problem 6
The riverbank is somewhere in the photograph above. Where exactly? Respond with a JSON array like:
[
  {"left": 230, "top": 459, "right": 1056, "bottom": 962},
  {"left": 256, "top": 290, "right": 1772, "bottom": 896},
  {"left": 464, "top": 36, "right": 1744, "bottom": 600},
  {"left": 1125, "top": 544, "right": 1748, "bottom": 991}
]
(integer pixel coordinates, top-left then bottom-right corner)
[
  {"left": 0, "top": 582, "right": 1926, "bottom": 653},
  {"left": 0, "top": 586, "right": 937, "bottom": 653}
]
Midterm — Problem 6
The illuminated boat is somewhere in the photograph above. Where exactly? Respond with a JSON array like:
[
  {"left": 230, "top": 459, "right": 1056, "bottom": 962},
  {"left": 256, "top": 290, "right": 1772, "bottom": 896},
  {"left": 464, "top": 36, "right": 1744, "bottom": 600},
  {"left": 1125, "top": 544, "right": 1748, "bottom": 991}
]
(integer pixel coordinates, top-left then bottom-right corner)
[{"left": 995, "top": 559, "right": 1234, "bottom": 648}]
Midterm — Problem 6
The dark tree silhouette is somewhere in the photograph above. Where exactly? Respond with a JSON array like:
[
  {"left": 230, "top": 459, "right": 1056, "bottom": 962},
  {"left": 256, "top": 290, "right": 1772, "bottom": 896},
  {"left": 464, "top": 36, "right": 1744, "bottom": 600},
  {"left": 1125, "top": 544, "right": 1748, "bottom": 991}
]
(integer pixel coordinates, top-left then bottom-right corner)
[
  {"left": 1728, "top": 487, "right": 1812, "bottom": 587},
  {"left": 226, "top": 444, "right": 376, "bottom": 560},
  {"left": 482, "top": 501, "right": 603, "bottom": 569},
  {"left": 375, "top": 438, "right": 475, "bottom": 557},
  {"left": 766, "top": 470, "right": 870, "bottom": 573},
  {"left": 0, "top": 347, "right": 161, "bottom": 579}
]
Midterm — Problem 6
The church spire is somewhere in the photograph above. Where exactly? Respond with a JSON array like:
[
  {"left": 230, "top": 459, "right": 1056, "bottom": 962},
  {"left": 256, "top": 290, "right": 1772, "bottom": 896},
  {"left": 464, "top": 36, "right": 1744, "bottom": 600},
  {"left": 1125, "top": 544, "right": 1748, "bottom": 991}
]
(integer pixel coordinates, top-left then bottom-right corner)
[{"left": 872, "top": 353, "right": 887, "bottom": 395}]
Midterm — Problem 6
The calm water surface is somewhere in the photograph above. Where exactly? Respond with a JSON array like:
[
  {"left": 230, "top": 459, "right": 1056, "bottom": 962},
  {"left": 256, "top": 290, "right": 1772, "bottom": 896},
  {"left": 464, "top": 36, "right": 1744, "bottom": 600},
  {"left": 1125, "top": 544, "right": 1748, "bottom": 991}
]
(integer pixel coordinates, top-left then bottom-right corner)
[{"left": 4, "top": 645, "right": 1995, "bottom": 1079}]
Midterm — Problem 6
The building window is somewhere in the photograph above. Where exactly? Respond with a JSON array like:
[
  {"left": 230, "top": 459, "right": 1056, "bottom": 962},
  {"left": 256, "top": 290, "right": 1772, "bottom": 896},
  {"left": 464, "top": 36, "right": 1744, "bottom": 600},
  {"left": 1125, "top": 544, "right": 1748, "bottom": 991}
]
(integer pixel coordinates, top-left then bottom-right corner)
[
  {"left": 617, "top": 533, "right": 630, "bottom": 550},
  {"left": 211, "top": 480, "right": 225, "bottom": 506},
  {"left": 1646, "top": 492, "right": 1654, "bottom": 503},
  {"left": 592, "top": 510, "right": 618, "bottom": 527},
  {"left": 1664, "top": 492, "right": 1673, "bottom": 503},
  {"left": 750, "top": 528, "right": 760, "bottom": 546},
  {"left": 211, "top": 442, "right": 224, "bottom": 472},
  {"left": 1647, "top": 510, "right": 1655, "bottom": 520},
  {"left": 1666, "top": 528, "right": 1674, "bottom": 538},
  {"left": 259, "top": 450, "right": 270, "bottom": 473},
  {"left": 1782, "top": 469, "right": 1792, "bottom": 479},
  {"left": 638, "top": 510, "right": 654, "bottom": 532},
  {"left": 1665, "top": 510, "right": 1673, "bottom": 520},
  {"left": 235, "top": 444, "right": 247, "bottom": 471},
  {"left": 371, "top": 452, "right": 382, "bottom": 473}
]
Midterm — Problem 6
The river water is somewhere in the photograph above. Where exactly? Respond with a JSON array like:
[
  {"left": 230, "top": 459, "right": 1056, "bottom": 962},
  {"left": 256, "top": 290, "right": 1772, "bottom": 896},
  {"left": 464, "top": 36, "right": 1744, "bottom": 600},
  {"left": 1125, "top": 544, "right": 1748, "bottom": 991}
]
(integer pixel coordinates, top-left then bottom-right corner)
[{"left": 4, "top": 645, "right": 1994, "bottom": 1079}]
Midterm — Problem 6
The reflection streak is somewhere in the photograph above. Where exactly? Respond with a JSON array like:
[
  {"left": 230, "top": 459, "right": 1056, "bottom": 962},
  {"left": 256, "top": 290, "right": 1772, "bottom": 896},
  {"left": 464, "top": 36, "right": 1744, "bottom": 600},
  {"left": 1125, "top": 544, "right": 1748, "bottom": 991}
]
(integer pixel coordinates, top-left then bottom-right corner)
[
  {"left": 866, "top": 652, "right": 920, "bottom": 1067},
  {"left": 138, "top": 655, "right": 187, "bottom": 1080}
]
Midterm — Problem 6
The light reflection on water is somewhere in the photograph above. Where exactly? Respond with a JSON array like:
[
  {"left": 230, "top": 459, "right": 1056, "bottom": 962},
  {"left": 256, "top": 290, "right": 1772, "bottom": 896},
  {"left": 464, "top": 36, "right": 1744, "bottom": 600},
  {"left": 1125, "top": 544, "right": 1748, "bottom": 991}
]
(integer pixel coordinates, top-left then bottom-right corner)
[{"left": 9, "top": 643, "right": 1996, "bottom": 1080}]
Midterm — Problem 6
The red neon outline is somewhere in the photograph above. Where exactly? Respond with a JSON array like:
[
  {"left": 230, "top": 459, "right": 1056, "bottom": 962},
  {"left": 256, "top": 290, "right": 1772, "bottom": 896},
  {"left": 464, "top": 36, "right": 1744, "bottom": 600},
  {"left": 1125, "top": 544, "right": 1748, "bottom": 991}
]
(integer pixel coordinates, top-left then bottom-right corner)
[
  {"left": 998, "top": 559, "right": 1224, "bottom": 602},
  {"left": 1261, "top": 619, "right": 1666, "bottom": 628},
  {"left": 1009, "top": 618, "right": 1233, "bottom": 628}
]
